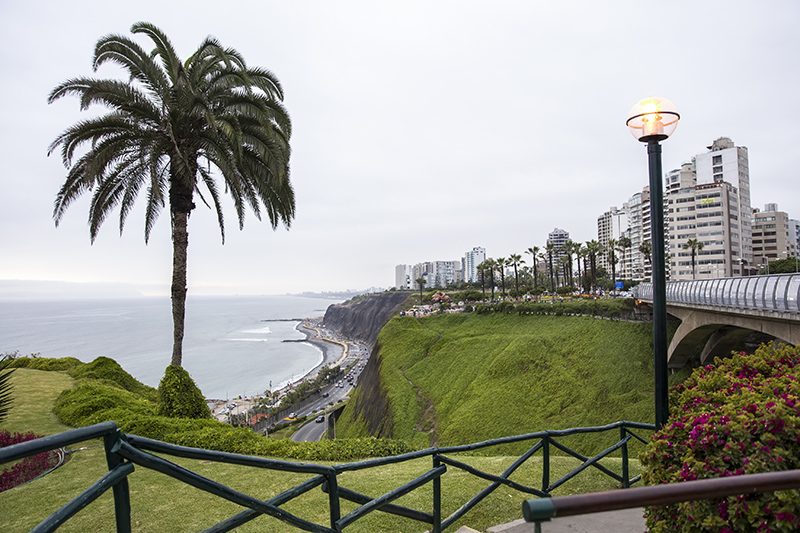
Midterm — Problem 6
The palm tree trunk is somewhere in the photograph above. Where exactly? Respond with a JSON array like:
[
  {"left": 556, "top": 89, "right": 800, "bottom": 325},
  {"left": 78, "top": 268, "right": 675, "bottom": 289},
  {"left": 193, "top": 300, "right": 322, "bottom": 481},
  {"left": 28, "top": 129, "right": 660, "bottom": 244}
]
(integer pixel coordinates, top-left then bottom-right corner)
[{"left": 171, "top": 210, "right": 189, "bottom": 367}]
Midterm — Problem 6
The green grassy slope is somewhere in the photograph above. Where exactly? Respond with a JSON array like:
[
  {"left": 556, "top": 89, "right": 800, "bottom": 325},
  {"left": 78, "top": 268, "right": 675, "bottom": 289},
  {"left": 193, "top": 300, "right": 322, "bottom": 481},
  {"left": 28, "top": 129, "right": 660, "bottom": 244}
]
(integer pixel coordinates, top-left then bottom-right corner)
[{"left": 338, "top": 313, "right": 659, "bottom": 452}]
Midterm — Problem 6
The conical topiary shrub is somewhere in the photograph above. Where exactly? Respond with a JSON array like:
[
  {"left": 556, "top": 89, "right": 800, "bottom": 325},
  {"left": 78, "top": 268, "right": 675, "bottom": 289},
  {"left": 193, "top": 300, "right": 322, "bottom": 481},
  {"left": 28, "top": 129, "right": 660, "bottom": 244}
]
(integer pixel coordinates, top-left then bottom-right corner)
[{"left": 158, "top": 365, "right": 212, "bottom": 419}]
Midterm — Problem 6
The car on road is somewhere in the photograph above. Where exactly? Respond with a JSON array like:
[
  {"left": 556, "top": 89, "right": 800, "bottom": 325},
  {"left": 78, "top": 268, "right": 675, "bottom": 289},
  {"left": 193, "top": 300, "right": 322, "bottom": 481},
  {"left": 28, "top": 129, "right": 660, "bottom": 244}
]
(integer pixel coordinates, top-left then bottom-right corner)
[{"left": 315, "top": 416, "right": 324, "bottom": 423}]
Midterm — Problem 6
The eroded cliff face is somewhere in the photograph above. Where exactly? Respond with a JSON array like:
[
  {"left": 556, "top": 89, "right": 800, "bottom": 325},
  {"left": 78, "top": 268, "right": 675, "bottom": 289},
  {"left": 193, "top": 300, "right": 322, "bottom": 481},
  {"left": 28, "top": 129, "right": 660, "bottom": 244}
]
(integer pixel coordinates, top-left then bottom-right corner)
[
  {"left": 322, "top": 292, "right": 409, "bottom": 347},
  {"left": 323, "top": 291, "right": 409, "bottom": 439}
]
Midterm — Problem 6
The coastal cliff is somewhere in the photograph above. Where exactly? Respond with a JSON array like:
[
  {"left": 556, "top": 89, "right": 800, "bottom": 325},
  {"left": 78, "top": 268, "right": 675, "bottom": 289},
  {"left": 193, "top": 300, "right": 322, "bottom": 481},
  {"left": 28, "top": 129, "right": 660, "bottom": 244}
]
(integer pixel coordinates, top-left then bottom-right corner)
[
  {"left": 323, "top": 291, "right": 410, "bottom": 439},
  {"left": 322, "top": 291, "right": 410, "bottom": 347}
]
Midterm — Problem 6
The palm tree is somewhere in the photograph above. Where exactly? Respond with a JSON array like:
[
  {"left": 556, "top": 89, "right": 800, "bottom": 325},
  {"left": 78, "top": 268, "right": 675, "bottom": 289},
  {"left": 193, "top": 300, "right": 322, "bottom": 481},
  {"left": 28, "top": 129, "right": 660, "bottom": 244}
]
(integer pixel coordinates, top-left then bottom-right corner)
[
  {"left": 607, "top": 238, "right": 619, "bottom": 295},
  {"left": 564, "top": 240, "right": 578, "bottom": 287},
  {"left": 485, "top": 258, "right": 498, "bottom": 300},
  {"left": 577, "top": 244, "right": 588, "bottom": 293},
  {"left": 617, "top": 236, "right": 632, "bottom": 285},
  {"left": 477, "top": 260, "right": 489, "bottom": 301},
  {"left": 497, "top": 257, "right": 510, "bottom": 298},
  {"left": 526, "top": 246, "right": 540, "bottom": 293},
  {"left": 49, "top": 23, "right": 294, "bottom": 368},
  {"left": 585, "top": 240, "right": 604, "bottom": 292},
  {"left": 639, "top": 241, "right": 653, "bottom": 281},
  {"left": 558, "top": 256, "right": 570, "bottom": 291},
  {"left": 684, "top": 238, "right": 705, "bottom": 279},
  {"left": 544, "top": 243, "right": 557, "bottom": 293},
  {"left": 509, "top": 253, "right": 523, "bottom": 298},
  {"left": 416, "top": 277, "right": 426, "bottom": 301}
]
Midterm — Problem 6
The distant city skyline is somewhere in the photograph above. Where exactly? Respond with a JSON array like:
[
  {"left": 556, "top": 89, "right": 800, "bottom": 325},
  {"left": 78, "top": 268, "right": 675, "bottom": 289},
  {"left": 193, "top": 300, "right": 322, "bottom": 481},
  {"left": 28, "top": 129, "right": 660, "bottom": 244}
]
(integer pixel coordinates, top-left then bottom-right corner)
[
  {"left": 396, "top": 136, "right": 799, "bottom": 289},
  {"left": 2, "top": 2, "right": 798, "bottom": 296}
]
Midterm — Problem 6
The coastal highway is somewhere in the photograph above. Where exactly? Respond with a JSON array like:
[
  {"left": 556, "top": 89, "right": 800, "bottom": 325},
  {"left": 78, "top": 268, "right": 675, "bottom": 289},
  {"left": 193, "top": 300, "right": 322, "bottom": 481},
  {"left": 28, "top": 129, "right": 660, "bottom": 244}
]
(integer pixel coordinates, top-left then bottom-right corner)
[
  {"left": 289, "top": 381, "right": 350, "bottom": 442},
  {"left": 291, "top": 414, "right": 329, "bottom": 442},
  {"left": 290, "top": 345, "right": 367, "bottom": 442}
]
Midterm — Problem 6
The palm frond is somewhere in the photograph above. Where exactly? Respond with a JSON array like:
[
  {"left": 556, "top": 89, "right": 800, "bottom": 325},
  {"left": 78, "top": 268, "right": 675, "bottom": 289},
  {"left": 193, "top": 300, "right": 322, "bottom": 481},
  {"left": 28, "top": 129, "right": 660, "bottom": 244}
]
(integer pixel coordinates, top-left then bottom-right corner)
[
  {"left": 93, "top": 33, "right": 169, "bottom": 96},
  {"left": 0, "top": 356, "right": 16, "bottom": 423},
  {"left": 131, "top": 22, "right": 182, "bottom": 84}
]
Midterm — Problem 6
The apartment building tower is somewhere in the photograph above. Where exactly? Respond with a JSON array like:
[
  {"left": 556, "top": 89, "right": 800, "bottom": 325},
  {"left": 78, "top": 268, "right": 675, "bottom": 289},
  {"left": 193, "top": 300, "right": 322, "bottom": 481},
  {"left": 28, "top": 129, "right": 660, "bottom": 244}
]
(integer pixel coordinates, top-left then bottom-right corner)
[
  {"left": 394, "top": 264, "right": 413, "bottom": 290},
  {"left": 463, "top": 247, "right": 486, "bottom": 284},
  {"left": 665, "top": 161, "right": 741, "bottom": 279},
  {"left": 625, "top": 187, "right": 652, "bottom": 282},
  {"left": 694, "top": 137, "right": 752, "bottom": 272},
  {"left": 597, "top": 207, "right": 628, "bottom": 275},
  {"left": 752, "top": 204, "right": 798, "bottom": 271}
]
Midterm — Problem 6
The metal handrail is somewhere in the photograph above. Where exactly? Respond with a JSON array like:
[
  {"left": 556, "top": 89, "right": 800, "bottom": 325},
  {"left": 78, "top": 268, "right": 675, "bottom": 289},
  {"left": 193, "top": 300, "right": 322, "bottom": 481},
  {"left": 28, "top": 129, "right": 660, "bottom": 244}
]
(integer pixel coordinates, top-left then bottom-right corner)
[
  {"left": 523, "top": 469, "right": 800, "bottom": 523},
  {"left": 634, "top": 273, "right": 800, "bottom": 313},
  {"left": 1, "top": 421, "right": 653, "bottom": 532}
]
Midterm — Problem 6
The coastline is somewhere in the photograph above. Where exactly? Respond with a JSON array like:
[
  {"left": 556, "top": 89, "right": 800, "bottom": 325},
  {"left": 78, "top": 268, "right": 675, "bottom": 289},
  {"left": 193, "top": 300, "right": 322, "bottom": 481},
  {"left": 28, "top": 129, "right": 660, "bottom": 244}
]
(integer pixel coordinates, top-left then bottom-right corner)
[{"left": 296, "top": 321, "right": 346, "bottom": 374}]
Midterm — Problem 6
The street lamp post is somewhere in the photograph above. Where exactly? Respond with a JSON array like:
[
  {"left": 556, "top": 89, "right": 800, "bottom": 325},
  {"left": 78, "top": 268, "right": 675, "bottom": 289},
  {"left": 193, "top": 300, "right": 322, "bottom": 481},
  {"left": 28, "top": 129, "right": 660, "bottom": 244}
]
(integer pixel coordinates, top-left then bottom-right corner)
[{"left": 627, "top": 97, "right": 680, "bottom": 431}]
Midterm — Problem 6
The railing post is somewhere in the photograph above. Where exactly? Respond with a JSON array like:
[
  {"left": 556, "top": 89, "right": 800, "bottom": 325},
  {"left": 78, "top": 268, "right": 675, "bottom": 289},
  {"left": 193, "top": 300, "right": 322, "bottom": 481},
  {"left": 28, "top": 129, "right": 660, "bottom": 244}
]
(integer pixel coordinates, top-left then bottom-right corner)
[
  {"left": 103, "top": 430, "right": 132, "bottom": 533},
  {"left": 620, "top": 426, "right": 630, "bottom": 489},
  {"left": 326, "top": 472, "right": 341, "bottom": 530},
  {"left": 433, "top": 454, "right": 442, "bottom": 533},
  {"left": 541, "top": 436, "right": 550, "bottom": 493}
]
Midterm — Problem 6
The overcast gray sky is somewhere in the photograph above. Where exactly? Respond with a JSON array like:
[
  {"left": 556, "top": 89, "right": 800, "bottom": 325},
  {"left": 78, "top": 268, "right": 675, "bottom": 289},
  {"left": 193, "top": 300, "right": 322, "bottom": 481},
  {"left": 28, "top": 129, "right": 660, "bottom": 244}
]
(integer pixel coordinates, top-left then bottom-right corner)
[{"left": 1, "top": 1, "right": 798, "bottom": 296}]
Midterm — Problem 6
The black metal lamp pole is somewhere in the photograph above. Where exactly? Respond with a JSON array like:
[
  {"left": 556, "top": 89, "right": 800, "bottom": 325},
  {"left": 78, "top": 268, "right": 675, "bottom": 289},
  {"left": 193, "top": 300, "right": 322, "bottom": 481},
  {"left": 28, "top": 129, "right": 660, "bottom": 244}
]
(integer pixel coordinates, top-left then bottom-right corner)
[
  {"left": 627, "top": 97, "right": 679, "bottom": 431},
  {"left": 647, "top": 140, "right": 669, "bottom": 429}
]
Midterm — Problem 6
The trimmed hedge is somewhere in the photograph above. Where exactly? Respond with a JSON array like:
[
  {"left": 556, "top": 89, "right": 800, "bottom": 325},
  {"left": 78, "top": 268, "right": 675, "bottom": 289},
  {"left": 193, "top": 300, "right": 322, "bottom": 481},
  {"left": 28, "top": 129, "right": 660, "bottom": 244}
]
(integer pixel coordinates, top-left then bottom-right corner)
[
  {"left": 641, "top": 343, "right": 800, "bottom": 532},
  {"left": 157, "top": 365, "right": 212, "bottom": 419},
  {"left": 54, "top": 382, "right": 157, "bottom": 426},
  {"left": 45, "top": 360, "right": 411, "bottom": 461},
  {"left": 8, "top": 356, "right": 157, "bottom": 402}
]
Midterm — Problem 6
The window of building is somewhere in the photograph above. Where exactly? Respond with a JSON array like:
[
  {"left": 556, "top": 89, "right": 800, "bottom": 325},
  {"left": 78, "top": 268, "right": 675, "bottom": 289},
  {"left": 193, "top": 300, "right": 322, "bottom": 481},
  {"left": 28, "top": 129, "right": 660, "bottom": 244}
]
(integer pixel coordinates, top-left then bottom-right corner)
[{"left": 713, "top": 155, "right": 722, "bottom": 164}]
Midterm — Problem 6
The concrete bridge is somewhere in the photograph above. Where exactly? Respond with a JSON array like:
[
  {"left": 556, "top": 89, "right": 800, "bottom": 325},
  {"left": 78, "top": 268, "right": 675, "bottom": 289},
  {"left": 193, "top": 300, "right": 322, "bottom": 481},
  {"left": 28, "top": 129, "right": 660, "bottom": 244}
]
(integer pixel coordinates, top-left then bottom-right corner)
[{"left": 633, "top": 274, "right": 800, "bottom": 367}]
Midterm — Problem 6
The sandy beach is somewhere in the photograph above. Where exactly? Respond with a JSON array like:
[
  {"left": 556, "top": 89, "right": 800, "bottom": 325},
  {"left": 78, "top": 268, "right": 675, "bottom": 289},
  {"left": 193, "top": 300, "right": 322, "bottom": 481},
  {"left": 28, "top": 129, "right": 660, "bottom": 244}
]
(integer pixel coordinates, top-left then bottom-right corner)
[
  {"left": 298, "top": 321, "right": 347, "bottom": 372},
  {"left": 210, "top": 320, "right": 346, "bottom": 420}
]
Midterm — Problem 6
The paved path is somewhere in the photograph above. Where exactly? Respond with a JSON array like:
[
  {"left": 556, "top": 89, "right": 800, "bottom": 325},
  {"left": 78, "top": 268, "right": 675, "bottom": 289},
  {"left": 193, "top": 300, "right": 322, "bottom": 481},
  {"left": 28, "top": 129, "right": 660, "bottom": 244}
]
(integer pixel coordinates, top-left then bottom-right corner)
[{"left": 485, "top": 508, "right": 646, "bottom": 532}]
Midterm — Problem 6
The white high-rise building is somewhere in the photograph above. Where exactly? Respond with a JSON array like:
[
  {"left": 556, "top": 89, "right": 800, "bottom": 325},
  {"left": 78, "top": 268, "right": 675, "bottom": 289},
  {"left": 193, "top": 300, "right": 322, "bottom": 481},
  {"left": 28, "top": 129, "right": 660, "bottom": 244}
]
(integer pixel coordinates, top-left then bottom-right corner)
[
  {"left": 694, "top": 137, "right": 752, "bottom": 273},
  {"left": 394, "top": 264, "right": 413, "bottom": 290},
  {"left": 665, "top": 161, "right": 741, "bottom": 279},
  {"left": 463, "top": 247, "right": 486, "bottom": 284},
  {"left": 625, "top": 187, "right": 651, "bottom": 282},
  {"left": 597, "top": 207, "right": 628, "bottom": 274}
]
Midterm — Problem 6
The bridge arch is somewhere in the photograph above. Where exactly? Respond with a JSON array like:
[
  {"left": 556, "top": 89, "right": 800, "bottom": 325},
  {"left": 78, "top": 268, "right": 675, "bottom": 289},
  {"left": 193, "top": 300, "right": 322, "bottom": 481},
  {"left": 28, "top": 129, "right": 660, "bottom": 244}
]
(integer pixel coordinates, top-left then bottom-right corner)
[
  {"left": 666, "top": 306, "right": 799, "bottom": 367},
  {"left": 633, "top": 274, "right": 800, "bottom": 368}
]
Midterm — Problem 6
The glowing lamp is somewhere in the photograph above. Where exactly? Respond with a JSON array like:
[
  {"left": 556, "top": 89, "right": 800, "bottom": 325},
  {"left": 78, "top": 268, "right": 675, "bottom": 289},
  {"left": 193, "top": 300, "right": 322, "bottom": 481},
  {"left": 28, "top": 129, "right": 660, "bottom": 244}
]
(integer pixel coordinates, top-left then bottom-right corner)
[{"left": 626, "top": 97, "right": 680, "bottom": 142}]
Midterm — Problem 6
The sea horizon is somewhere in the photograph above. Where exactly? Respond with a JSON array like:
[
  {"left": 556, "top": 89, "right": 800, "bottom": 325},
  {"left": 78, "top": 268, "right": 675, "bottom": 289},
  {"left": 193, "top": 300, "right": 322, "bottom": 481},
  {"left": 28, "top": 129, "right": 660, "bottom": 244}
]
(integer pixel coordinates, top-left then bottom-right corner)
[{"left": 0, "top": 294, "right": 345, "bottom": 399}]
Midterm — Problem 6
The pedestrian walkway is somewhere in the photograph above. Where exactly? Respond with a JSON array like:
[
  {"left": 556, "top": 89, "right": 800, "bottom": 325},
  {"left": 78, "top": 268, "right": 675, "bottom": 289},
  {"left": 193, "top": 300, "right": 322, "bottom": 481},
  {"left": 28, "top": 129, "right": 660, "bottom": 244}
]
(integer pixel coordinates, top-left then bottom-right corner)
[{"left": 486, "top": 507, "right": 646, "bottom": 532}]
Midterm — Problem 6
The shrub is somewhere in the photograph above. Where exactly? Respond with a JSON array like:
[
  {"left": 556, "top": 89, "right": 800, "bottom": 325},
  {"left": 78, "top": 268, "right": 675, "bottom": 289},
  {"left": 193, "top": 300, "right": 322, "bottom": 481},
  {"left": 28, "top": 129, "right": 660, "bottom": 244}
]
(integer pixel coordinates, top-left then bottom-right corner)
[
  {"left": 7, "top": 356, "right": 83, "bottom": 372},
  {"left": 54, "top": 382, "right": 157, "bottom": 426},
  {"left": 70, "top": 356, "right": 157, "bottom": 401},
  {"left": 158, "top": 365, "right": 212, "bottom": 419},
  {"left": 0, "top": 431, "right": 59, "bottom": 492},
  {"left": 640, "top": 343, "right": 800, "bottom": 532}
]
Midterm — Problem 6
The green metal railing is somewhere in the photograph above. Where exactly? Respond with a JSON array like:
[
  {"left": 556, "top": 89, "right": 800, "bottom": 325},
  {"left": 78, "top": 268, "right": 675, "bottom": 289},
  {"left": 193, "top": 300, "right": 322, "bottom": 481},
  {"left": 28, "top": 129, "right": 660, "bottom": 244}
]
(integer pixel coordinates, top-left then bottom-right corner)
[{"left": 0, "top": 420, "right": 653, "bottom": 532}]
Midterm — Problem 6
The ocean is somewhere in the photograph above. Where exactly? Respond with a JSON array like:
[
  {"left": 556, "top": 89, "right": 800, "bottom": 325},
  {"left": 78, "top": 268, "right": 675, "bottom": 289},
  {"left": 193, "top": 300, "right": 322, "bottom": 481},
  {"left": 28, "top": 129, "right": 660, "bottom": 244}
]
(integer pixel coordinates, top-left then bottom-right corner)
[{"left": 0, "top": 294, "right": 342, "bottom": 399}]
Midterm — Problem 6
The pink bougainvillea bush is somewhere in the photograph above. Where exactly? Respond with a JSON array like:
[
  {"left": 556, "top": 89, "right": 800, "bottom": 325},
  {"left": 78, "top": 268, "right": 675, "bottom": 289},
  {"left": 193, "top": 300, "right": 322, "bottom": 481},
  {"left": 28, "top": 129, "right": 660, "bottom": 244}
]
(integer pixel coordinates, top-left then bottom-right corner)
[
  {"left": 0, "top": 431, "right": 59, "bottom": 492},
  {"left": 641, "top": 342, "right": 800, "bottom": 532}
]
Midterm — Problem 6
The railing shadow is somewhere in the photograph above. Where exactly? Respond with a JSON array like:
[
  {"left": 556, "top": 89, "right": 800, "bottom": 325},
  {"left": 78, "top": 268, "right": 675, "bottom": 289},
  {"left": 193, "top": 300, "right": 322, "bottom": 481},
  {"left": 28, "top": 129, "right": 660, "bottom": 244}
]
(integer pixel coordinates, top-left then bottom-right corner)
[{"left": 0, "top": 420, "right": 653, "bottom": 532}]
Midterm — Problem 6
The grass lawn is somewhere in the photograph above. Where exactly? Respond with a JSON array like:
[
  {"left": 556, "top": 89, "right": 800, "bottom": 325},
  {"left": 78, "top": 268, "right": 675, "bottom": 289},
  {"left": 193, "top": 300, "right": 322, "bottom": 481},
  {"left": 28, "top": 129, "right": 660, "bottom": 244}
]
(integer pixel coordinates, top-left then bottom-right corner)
[{"left": 1, "top": 369, "right": 644, "bottom": 532}]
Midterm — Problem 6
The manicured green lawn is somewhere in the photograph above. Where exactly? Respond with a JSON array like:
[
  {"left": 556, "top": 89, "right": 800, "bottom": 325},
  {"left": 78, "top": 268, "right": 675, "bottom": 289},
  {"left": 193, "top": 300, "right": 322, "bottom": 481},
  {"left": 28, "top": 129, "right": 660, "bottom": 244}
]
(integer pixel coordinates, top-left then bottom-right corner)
[{"left": 1, "top": 368, "right": 643, "bottom": 532}]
